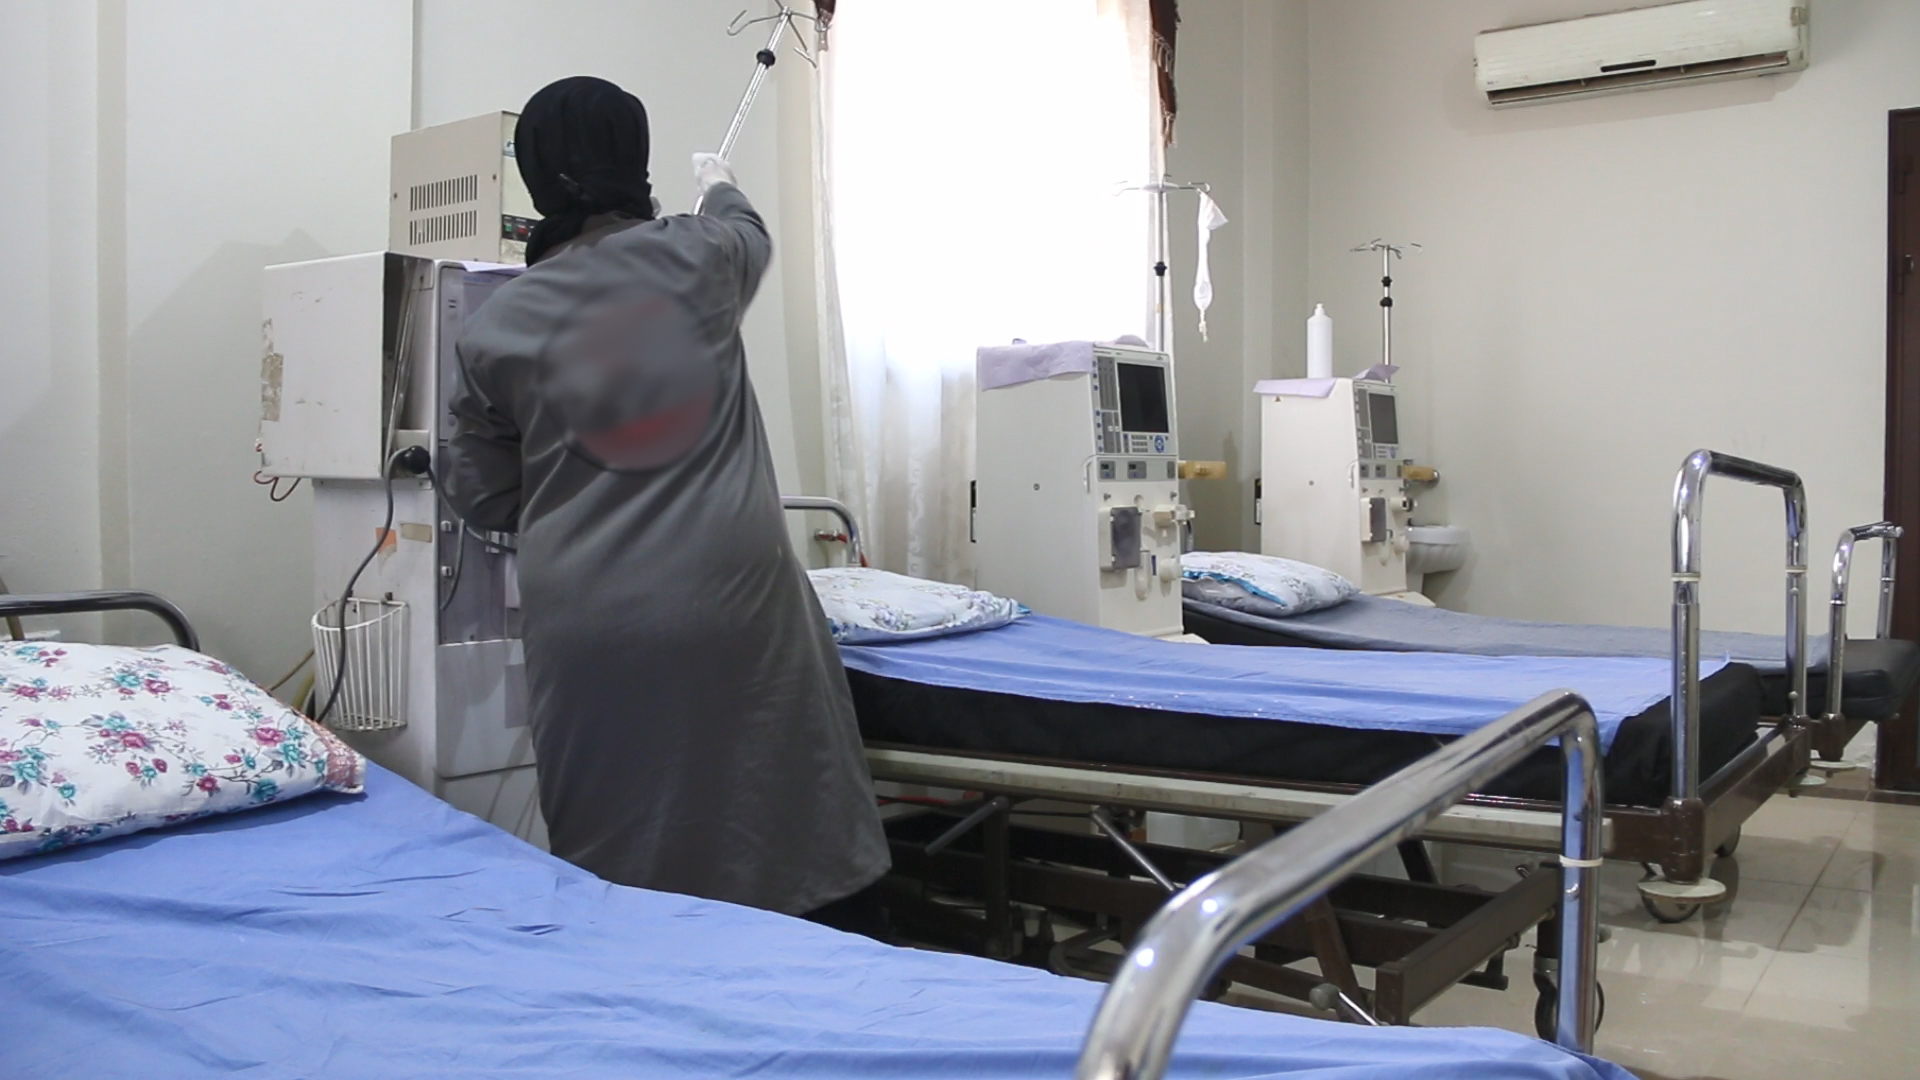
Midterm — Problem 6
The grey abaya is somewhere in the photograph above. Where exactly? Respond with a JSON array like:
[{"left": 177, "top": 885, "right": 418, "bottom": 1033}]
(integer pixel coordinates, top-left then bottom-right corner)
[{"left": 441, "top": 183, "right": 889, "bottom": 915}]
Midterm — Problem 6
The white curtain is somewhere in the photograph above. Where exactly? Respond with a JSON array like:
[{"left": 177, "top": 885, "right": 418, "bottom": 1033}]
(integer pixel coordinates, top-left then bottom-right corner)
[{"left": 819, "top": 0, "right": 1158, "bottom": 582}]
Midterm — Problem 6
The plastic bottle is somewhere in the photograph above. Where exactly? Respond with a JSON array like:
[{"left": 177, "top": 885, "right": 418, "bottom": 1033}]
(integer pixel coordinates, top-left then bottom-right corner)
[{"left": 1306, "top": 303, "right": 1333, "bottom": 379}]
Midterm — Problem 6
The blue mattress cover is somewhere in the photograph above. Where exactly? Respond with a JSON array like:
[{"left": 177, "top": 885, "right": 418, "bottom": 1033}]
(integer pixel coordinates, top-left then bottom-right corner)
[
  {"left": 0, "top": 766, "right": 1632, "bottom": 1080},
  {"left": 1187, "top": 592, "right": 1827, "bottom": 674},
  {"left": 840, "top": 616, "right": 1720, "bottom": 750}
]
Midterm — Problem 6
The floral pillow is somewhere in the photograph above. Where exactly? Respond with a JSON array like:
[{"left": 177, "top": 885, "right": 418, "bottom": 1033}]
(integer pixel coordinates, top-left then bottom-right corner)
[
  {"left": 0, "top": 640, "right": 366, "bottom": 861},
  {"left": 807, "top": 567, "right": 1026, "bottom": 645},
  {"left": 1181, "top": 551, "right": 1360, "bottom": 619}
]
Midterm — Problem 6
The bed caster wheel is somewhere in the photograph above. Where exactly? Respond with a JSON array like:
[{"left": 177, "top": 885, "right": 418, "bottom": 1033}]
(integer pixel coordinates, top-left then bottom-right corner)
[
  {"left": 1787, "top": 771, "right": 1828, "bottom": 794},
  {"left": 1714, "top": 826, "right": 1741, "bottom": 859},
  {"left": 1533, "top": 979, "right": 1604, "bottom": 1041},
  {"left": 1637, "top": 871, "right": 1724, "bottom": 924},
  {"left": 1641, "top": 894, "right": 1699, "bottom": 924}
]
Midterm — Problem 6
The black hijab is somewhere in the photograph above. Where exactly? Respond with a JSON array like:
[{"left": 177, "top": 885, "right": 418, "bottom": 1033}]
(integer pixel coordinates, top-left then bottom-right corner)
[{"left": 515, "top": 76, "right": 656, "bottom": 265}]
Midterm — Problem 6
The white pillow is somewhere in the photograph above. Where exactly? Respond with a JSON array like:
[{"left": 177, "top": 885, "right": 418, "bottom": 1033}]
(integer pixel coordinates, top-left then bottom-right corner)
[
  {"left": 0, "top": 641, "right": 367, "bottom": 861},
  {"left": 807, "top": 567, "right": 1025, "bottom": 644},
  {"left": 1180, "top": 551, "right": 1359, "bottom": 619}
]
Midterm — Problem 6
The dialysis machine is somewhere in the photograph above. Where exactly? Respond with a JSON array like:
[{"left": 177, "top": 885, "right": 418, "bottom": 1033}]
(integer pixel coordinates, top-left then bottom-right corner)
[
  {"left": 260, "top": 252, "right": 541, "bottom": 845},
  {"left": 1260, "top": 377, "right": 1418, "bottom": 599},
  {"left": 258, "top": 112, "right": 545, "bottom": 845},
  {"left": 974, "top": 345, "right": 1191, "bottom": 639}
]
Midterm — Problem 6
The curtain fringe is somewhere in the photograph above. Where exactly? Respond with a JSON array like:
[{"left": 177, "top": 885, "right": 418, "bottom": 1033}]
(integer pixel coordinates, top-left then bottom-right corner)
[{"left": 1151, "top": 0, "right": 1179, "bottom": 148}]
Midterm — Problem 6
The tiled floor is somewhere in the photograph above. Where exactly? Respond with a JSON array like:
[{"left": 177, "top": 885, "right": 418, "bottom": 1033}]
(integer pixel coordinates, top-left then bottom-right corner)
[{"left": 1409, "top": 750, "right": 1920, "bottom": 1079}]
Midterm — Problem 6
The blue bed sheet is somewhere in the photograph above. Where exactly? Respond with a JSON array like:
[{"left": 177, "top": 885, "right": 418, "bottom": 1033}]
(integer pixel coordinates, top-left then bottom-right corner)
[
  {"left": 840, "top": 615, "right": 1720, "bottom": 750},
  {"left": 1188, "top": 592, "right": 1826, "bottom": 674},
  {"left": 0, "top": 766, "right": 1632, "bottom": 1080}
]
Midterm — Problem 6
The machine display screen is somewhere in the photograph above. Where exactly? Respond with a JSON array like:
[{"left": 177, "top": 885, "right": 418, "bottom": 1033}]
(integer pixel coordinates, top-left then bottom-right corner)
[
  {"left": 1366, "top": 391, "right": 1399, "bottom": 446},
  {"left": 1117, "top": 362, "right": 1170, "bottom": 434}
]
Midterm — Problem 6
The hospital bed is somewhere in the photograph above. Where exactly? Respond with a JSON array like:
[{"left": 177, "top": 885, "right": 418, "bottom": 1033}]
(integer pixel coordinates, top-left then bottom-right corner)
[
  {"left": 1188, "top": 454, "right": 1920, "bottom": 771},
  {"left": 791, "top": 505, "right": 1698, "bottom": 1032},
  {"left": 0, "top": 590, "right": 1625, "bottom": 1080},
  {"left": 789, "top": 459, "right": 1797, "bottom": 968}
]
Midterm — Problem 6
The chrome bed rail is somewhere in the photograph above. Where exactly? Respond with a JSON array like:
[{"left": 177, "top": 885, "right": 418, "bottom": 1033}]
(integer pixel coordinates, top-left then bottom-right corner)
[
  {"left": 1670, "top": 451, "right": 1810, "bottom": 807},
  {"left": 864, "top": 745, "right": 1614, "bottom": 850},
  {"left": 781, "top": 495, "right": 866, "bottom": 566},
  {"left": 1826, "top": 521, "right": 1902, "bottom": 725},
  {"left": 0, "top": 590, "right": 200, "bottom": 651},
  {"left": 1076, "top": 690, "right": 1604, "bottom": 1080}
]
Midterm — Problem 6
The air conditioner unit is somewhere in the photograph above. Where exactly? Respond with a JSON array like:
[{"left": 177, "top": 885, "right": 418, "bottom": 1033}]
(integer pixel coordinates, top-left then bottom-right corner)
[{"left": 1474, "top": 0, "right": 1809, "bottom": 108}]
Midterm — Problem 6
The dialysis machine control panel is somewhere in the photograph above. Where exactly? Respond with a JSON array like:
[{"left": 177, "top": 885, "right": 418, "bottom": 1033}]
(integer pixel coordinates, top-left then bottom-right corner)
[
  {"left": 1354, "top": 381, "right": 1401, "bottom": 473},
  {"left": 1093, "top": 352, "right": 1181, "bottom": 485},
  {"left": 976, "top": 345, "right": 1190, "bottom": 638},
  {"left": 1261, "top": 377, "right": 1413, "bottom": 596}
]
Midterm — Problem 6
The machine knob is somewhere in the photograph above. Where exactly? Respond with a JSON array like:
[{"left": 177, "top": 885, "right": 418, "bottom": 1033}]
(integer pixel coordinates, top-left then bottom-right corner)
[{"left": 1159, "top": 555, "right": 1180, "bottom": 583}]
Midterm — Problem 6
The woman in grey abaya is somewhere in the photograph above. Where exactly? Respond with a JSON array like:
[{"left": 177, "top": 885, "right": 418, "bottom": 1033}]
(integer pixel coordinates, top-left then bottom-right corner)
[{"left": 441, "top": 76, "right": 889, "bottom": 933}]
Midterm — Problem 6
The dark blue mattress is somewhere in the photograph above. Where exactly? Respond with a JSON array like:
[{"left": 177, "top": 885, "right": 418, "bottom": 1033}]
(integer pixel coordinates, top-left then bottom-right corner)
[{"left": 0, "top": 765, "right": 1632, "bottom": 1079}]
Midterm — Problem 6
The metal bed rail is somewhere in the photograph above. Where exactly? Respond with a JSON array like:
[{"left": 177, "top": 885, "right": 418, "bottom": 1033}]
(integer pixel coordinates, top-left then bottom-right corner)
[
  {"left": 1669, "top": 450, "right": 1810, "bottom": 805},
  {"left": 0, "top": 590, "right": 200, "bottom": 651},
  {"left": 1075, "top": 690, "right": 1603, "bottom": 1080},
  {"left": 781, "top": 495, "right": 866, "bottom": 566},
  {"left": 1826, "top": 521, "right": 1902, "bottom": 725}
]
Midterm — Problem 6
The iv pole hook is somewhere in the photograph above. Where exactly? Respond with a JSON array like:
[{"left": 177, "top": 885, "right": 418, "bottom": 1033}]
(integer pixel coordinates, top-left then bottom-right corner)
[
  {"left": 717, "top": 4, "right": 817, "bottom": 162},
  {"left": 696, "top": 5, "right": 819, "bottom": 212}
]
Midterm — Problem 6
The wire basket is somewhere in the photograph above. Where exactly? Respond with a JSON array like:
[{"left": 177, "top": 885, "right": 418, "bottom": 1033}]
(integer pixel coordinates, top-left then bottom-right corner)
[{"left": 311, "top": 598, "right": 409, "bottom": 732}]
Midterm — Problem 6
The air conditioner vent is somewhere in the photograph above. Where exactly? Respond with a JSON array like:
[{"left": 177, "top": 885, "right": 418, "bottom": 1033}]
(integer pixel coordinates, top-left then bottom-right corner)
[{"left": 1486, "top": 51, "right": 1795, "bottom": 107}]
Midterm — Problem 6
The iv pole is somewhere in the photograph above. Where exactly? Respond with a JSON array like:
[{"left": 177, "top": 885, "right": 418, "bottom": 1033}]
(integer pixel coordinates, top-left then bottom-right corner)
[
  {"left": 1349, "top": 239, "right": 1420, "bottom": 375},
  {"left": 1122, "top": 177, "right": 1212, "bottom": 354},
  {"left": 696, "top": 4, "right": 820, "bottom": 211}
]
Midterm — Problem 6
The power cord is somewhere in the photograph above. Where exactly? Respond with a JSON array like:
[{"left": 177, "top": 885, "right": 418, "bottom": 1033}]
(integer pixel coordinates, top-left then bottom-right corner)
[{"left": 313, "top": 446, "right": 431, "bottom": 727}]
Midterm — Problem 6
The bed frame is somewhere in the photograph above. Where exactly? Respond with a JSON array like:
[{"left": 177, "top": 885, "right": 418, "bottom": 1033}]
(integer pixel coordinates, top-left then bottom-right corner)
[
  {"left": 788, "top": 450, "right": 1819, "bottom": 944},
  {"left": 1076, "top": 690, "right": 1604, "bottom": 1077},
  {"left": 0, "top": 589, "right": 199, "bottom": 651},
  {"left": 786, "top": 497, "right": 1601, "bottom": 1031}
]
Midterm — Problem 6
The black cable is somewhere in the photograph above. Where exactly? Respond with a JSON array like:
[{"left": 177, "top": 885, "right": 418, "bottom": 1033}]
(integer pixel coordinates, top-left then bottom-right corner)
[{"left": 313, "top": 449, "right": 414, "bottom": 727}]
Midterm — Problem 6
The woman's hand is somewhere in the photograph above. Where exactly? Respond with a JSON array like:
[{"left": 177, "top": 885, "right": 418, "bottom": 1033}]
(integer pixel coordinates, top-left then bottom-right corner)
[{"left": 693, "top": 152, "right": 736, "bottom": 195}]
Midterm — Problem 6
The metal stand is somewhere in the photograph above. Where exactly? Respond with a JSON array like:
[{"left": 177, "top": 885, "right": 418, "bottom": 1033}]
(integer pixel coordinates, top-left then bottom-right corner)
[
  {"left": 695, "top": 4, "right": 819, "bottom": 212},
  {"left": 1349, "top": 239, "right": 1420, "bottom": 376},
  {"left": 1120, "top": 177, "right": 1212, "bottom": 354}
]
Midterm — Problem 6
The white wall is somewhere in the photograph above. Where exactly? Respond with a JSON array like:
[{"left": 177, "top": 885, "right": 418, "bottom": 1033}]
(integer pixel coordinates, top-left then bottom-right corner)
[
  {"left": 0, "top": 2, "right": 103, "bottom": 639},
  {"left": 1307, "top": 0, "right": 1919, "bottom": 635},
  {"left": 1, "top": 1, "right": 808, "bottom": 676},
  {"left": 1167, "top": 0, "right": 1310, "bottom": 552},
  {"left": 117, "top": 1, "right": 410, "bottom": 682},
  {"left": 23, "top": 0, "right": 1889, "bottom": 657},
  {"left": 415, "top": 0, "right": 804, "bottom": 497}
]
